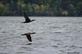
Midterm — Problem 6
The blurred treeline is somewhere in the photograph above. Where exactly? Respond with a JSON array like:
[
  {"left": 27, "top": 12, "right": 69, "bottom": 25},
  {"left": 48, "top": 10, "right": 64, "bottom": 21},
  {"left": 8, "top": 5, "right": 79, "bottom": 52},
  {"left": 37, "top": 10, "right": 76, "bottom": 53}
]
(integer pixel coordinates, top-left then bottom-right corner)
[{"left": 0, "top": 0, "right": 82, "bottom": 16}]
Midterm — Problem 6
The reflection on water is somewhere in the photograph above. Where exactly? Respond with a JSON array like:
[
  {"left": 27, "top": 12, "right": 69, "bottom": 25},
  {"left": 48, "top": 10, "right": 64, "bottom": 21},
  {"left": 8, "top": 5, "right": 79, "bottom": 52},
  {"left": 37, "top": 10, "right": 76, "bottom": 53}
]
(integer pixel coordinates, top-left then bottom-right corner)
[
  {"left": 0, "top": 17, "right": 82, "bottom": 54},
  {"left": 26, "top": 43, "right": 32, "bottom": 45}
]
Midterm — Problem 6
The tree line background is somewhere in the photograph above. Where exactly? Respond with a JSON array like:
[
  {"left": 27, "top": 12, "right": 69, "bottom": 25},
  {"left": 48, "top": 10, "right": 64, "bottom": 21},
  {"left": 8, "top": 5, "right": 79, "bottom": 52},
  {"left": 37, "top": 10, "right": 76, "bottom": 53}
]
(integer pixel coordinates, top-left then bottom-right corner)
[{"left": 0, "top": 0, "right": 82, "bottom": 16}]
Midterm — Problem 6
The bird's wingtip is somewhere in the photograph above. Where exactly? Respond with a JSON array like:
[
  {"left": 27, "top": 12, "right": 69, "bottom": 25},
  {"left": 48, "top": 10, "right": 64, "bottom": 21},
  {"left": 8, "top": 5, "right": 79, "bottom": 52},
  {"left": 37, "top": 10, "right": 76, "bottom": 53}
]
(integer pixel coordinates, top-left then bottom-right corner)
[{"left": 30, "top": 32, "right": 36, "bottom": 34}]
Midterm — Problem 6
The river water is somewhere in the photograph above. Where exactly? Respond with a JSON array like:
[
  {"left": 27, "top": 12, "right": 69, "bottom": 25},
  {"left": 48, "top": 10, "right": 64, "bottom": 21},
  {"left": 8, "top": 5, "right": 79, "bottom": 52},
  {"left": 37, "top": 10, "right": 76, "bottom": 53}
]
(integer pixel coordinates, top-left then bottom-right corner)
[{"left": 0, "top": 17, "right": 82, "bottom": 54}]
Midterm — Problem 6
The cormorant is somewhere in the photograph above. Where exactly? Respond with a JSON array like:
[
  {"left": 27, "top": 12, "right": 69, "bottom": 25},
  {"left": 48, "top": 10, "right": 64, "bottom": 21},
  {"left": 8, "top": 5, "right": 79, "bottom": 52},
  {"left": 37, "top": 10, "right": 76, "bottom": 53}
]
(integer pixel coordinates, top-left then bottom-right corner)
[
  {"left": 21, "top": 32, "right": 36, "bottom": 42},
  {"left": 23, "top": 12, "right": 35, "bottom": 23}
]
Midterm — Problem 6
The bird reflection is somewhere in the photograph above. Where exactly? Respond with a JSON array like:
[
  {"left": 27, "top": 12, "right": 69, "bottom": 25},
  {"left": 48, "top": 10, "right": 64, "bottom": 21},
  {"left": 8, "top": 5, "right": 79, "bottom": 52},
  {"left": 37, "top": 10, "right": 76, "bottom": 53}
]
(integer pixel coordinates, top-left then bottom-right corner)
[{"left": 26, "top": 43, "right": 32, "bottom": 45}]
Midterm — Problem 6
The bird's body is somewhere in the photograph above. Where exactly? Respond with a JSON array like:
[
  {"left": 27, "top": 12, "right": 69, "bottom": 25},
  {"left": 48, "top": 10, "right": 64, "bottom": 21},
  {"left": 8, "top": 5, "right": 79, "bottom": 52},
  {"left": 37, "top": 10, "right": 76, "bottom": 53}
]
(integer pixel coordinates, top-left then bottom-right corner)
[
  {"left": 23, "top": 12, "right": 35, "bottom": 23},
  {"left": 21, "top": 32, "right": 35, "bottom": 42}
]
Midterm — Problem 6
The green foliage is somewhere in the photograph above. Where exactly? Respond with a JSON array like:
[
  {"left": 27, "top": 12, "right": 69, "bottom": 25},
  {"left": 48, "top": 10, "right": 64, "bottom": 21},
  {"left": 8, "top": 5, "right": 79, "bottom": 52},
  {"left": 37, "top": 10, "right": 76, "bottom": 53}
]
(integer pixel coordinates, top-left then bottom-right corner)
[
  {"left": 0, "top": 3, "right": 8, "bottom": 16},
  {"left": 0, "top": 0, "right": 82, "bottom": 16}
]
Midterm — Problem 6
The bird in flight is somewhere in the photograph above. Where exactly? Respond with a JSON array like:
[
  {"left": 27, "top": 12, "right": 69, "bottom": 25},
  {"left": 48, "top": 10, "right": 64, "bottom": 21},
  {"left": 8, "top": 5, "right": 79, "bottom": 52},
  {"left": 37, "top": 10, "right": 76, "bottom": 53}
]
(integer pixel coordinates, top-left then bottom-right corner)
[
  {"left": 23, "top": 12, "right": 35, "bottom": 23},
  {"left": 21, "top": 32, "right": 36, "bottom": 42}
]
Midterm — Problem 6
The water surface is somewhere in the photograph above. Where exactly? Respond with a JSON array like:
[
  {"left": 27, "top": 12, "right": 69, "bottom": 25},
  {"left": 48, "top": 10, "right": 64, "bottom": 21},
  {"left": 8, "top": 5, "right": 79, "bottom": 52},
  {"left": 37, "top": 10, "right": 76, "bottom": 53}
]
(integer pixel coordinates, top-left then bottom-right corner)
[{"left": 0, "top": 17, "right": 82, "bottom": 54}]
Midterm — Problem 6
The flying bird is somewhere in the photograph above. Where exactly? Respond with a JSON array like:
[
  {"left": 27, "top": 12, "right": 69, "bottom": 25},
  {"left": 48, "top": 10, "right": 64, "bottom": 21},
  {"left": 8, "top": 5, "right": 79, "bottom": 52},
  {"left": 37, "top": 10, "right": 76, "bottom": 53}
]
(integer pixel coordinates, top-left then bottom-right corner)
[
  {"left": 23, "top": 12, "right": 35, "bottom": 23},
  {"left": 21, "top": 32, "right": 36, "bottom": 42}
]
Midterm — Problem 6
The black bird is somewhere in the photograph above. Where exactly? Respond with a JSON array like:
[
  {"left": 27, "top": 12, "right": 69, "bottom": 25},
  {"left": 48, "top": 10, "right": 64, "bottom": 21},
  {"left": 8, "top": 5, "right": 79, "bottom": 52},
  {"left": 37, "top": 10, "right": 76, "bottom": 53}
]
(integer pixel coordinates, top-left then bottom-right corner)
[
  {"left": 21, "top": 32, "right": 35, "bottom": 42},
  {"left": 23, "top": 12, "right": 35, "bottom": 23}
]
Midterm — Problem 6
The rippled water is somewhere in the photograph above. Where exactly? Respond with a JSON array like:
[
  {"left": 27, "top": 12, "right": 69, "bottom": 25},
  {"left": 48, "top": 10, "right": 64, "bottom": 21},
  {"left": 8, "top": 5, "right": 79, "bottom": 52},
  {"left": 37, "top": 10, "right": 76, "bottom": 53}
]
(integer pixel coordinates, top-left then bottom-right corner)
[{"left": 0, "top": 17, "right": 82, "bottom": 54}]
